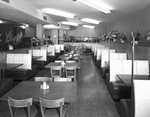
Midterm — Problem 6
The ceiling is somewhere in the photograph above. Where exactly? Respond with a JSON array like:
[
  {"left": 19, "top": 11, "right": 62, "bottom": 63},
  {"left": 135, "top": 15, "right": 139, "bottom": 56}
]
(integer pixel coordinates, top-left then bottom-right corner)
[{"left": 1, "top": 0, "right": 150, "bottom": 27}]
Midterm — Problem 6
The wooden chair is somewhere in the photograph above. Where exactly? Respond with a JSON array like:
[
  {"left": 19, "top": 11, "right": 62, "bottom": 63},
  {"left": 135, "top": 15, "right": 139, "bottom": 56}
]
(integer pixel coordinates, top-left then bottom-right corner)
[
  {"left": 65, "top": 66, "right": 77, "bottom": 82},
  {"left": 53, "top": 77, "right": 72, "bottom": 82},
  {"left": 34, "top": 77, "right": 53, "bottom": 82},
  {"left": 39, "top": 97, "right": 67, "bottom": 117},
  {"left": 72, "top": 56, "right": 80, "bottom": 62},
  {"left": 50, "top": 66, "right": 62, "bottom": 78},
  {"left": 8, "top": 97, "right": 38, "bottom": 117}
]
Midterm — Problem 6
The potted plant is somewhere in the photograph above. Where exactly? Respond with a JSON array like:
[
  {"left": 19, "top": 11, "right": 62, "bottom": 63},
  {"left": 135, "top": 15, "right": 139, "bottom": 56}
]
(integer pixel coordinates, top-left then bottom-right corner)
[
  {"left": 147, "top": 32, "right": 150, "bottom": 41},
  {"left": 118, "top": 31, "right": 127, "bottom": 43},
  {"left": 132, "top": 30, "right": 141, "bottom": 44}
]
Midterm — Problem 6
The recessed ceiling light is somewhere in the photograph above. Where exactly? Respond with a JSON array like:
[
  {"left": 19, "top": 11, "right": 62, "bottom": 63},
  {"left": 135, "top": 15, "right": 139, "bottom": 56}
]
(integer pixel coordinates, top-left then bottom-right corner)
[
  {"left": 82, "top": 25, "right": 95, "bottom": 29},
  {"left": 44, "top": 24, "right": 59, "bottom": 29},
  {"left": 77, "top": 0, "right": 112, "bottom": 14},
  {"left": 81, "top": 18, "right": 100, "bottom": 24},
  {"left": 61, "top": 21, "right": 78, "bottom": 26},
  {"left": 41, "top": 8, "right": 75, "bottom": 18}
]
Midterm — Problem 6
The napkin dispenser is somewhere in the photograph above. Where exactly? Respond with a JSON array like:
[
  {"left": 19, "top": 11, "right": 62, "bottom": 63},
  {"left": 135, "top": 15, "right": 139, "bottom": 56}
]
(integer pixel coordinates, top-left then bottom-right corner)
[{"left": 40, "top": 82, "right": 49, "bottom": 89}]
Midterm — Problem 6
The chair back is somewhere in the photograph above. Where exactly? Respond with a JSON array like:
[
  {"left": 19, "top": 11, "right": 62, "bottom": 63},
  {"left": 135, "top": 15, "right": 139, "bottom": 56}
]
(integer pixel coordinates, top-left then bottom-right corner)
[
  {"left": 39, "top": 97, "right": 65, "bottom": 117},
  {"left": 50, "top": 66, "right": 62, "bottom": 78},
  {"left": 65, "top": 66, "right": 77, "bottom": 81},
  {"left": 8, "top": 97, "right": 33, "bottom": 117},
  {"left": 34, "top": 77, "right": 52, "bottom": 82}
]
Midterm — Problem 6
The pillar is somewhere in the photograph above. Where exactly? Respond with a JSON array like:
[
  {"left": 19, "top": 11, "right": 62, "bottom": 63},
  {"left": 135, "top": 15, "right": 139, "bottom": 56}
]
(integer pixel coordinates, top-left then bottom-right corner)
[
  {"left": 51, "top": 29, "right": 58, "bottom": 44},
  {"left": 36, "top": 24, "right": 44, "bottom": 45}
]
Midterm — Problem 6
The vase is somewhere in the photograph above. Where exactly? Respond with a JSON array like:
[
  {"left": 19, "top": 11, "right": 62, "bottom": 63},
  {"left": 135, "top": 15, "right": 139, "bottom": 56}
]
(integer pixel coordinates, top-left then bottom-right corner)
[
  {"left": 8, "top": 44, "right": 13, "bottom": 50},
  {"left": 121, "top": 40, "right": 124, "bottom": 43},
  {"left": 134, "top": 41, "right": 138, "bottom": 44}
]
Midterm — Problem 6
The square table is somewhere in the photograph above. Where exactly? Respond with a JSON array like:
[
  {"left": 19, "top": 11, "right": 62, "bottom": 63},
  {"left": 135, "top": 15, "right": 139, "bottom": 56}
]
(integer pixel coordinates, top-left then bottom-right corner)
[
  {"left": 116, "top": 74, "right": 150, "bottom": 86},
  {"left": 32, "top": 56, "right": 42, "bottom": 60},
  {"left": 0, "top": 81, "right": 77, "bottom": 103}
]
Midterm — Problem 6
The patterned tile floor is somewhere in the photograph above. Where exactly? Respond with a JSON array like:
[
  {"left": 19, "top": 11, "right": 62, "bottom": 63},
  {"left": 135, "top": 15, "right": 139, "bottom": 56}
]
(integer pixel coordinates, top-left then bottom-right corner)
[
  {"left": 65, "top": 54, "right": 120, "bottom": 117},
  {"left": 0, "top": 54, "right": 120, "bottom": 117}
]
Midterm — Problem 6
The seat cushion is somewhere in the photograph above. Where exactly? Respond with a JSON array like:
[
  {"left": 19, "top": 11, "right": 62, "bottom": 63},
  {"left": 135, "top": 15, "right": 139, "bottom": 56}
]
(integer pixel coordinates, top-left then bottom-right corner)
[
  {"left": 43, "top": 106, "right": 67, "bottom": 117},
  {"left": 119, "top": 99, "right": 131, "bottom": 117},
  {"left": 14, "top": 105, "right": 38, "bottom": 117},
  {"left": 0, "top": 78, "right": 13, "bottom": 96},
  {"left": 4, "top": 65, "right": 38, "bottom": 81},
  {"left": 108, "top": 81, "right": 131, "bottom": 100}
]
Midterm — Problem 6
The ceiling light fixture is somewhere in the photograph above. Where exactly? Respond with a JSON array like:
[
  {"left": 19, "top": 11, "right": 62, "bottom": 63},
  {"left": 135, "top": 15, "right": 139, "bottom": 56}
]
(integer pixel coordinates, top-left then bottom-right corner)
[
  {"left": 44, "top": 24, "right": 59, "bottom": 29},
  {"left": 82, "top": 25, "right": 95, "bottom": 29},
  {"left": 0, "top": 20, "right": 3, "bottom": 23},
  {"left": 20, "top": 23, "right": 29, "bottom": 29},
  {"left": 77, "top": 0, "right": 111, "bottom": 14},
  {"left": 61, "top": 21, "right": 78, "bottom": 26},
  {"left": 81, "top": 18, "right": 100, "bottom": 24},
  {"left": 41, "top": 8, "right": 75, "bottom": 18}
]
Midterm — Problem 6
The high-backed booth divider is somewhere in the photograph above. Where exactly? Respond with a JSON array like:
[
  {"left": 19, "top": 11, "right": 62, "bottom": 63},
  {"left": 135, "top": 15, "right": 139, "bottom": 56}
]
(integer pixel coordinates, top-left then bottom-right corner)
[
  {"left": 4, "top": 53, "right": 38, "bottom": 80},
  {"left": 28, "top": 49, "right": 48, "bottom": 68},
  {"left": 41, "top": 45, "right": 55, "bottom": 62},
  {"left": 54, "top": 44, "right": 61, "bottom": 59},
  {"left": 119, "top": 80, "right": 150, "bottom": 117},
  {"left": 100, "top": 49, "right": 116, "bottom": 78},
  {"left": 101, "top": 53, "right": 128, "bottom": 78},
  {"left": 106, "top": 60, "right": 149, "bottom": 100}
]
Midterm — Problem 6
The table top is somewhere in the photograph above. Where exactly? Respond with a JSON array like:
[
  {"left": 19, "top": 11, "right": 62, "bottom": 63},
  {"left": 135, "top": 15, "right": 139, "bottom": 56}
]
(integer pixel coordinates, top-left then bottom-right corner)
[
  {"left": 0, "top": 63, "right": 23, "bottom": 69},
  {"left": 45, "top": 62, "right": 81, "bottom": 69},
  {"left": 0, "top": 81, "right": 77, "bottom": 103},
  {"left": 116, "top": 74, "right": 150, "bottom": 86},
  {"left": 32, "top": 56, "right": 42, "bottom": 60}
]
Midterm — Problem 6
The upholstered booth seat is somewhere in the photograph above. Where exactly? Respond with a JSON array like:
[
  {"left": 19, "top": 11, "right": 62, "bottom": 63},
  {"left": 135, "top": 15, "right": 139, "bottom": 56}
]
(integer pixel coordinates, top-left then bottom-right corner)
[
  {"left": 119, "top": 99, "right": 131, "bottom": 117},
  {"left": 107, "top": 60, "right": 149, "bottom": 100},
  {"left": 4, "top": 65, "right": 37, "bottom": 81},
  {"left": 0, "top": 78, "right": 13, "bottom": 97},
  {"left": 100, "top": 49, "right": 116, "bottom": 78},
  {"left": 4, "top": 53, "right": 38, "bottom": 81},
  {"left": 108, "top": 81, "right": 131, "bottom": 100}
]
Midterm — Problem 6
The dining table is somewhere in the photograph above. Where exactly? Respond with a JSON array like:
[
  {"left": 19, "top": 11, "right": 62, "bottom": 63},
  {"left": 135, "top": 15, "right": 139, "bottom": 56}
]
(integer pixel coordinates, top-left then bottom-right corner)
[
  {"left": 0, "top": 81, "right": 77, "bottom": 103},
  {"left": 32, "top": 56, "right": 42, "bottom": 60},
  {"left": 116, "top": 74, "right": 150, "bottom": 86}
]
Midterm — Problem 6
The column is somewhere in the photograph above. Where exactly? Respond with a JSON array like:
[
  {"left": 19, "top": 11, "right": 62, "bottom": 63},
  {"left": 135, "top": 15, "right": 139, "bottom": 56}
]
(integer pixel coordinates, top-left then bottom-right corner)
[
  {"left": 36, "top": 24, "right": 44, "bottom": 45},
  {"left": 58, "top": 29, "right": 64, "bottom": 44},
  {"left": 51, "top": 29, "right": 58, "bottom": 44}
]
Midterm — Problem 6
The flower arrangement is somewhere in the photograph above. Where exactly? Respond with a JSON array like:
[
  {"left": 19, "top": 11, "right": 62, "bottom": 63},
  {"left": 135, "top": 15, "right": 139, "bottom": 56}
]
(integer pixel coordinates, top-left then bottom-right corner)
[
  {"left": 147, "top": 32, "right": 150, "bottom": 41},
  {"left": 117, "top": 31, "right": 127, "bottom": 43},
  {"left": 99, "top": 34, "right": 107, "bottom": 41},
  {"left": 132, "top": 30, "right": 141, "bottom": 41},
  {"left": 107, "top": 30, "right": 119, "bottom": 42},
  {"left": 5, "top": 30, "right": 23, "bottom": 50}
]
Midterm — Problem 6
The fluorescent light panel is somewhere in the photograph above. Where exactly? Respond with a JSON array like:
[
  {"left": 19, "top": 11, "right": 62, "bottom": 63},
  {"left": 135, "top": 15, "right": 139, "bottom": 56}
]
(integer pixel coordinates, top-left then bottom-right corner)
[
  {"left": 81, "top": 18, "right": 100, "bottom": 24},
  {"left": 61, "top": 21, "right": 78, "bottom": 26},
  {"left": 42, "top": 8, "right": 75, "bottom": 18},
  {"left": 78, "top": 0, "right": 111, "bottom": 14},
  {"left": 44, "top": 24, "right": 59, "bottom": 29},
  {"left": 82, "top": 25, "right": 95, "bottom": 29}
]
